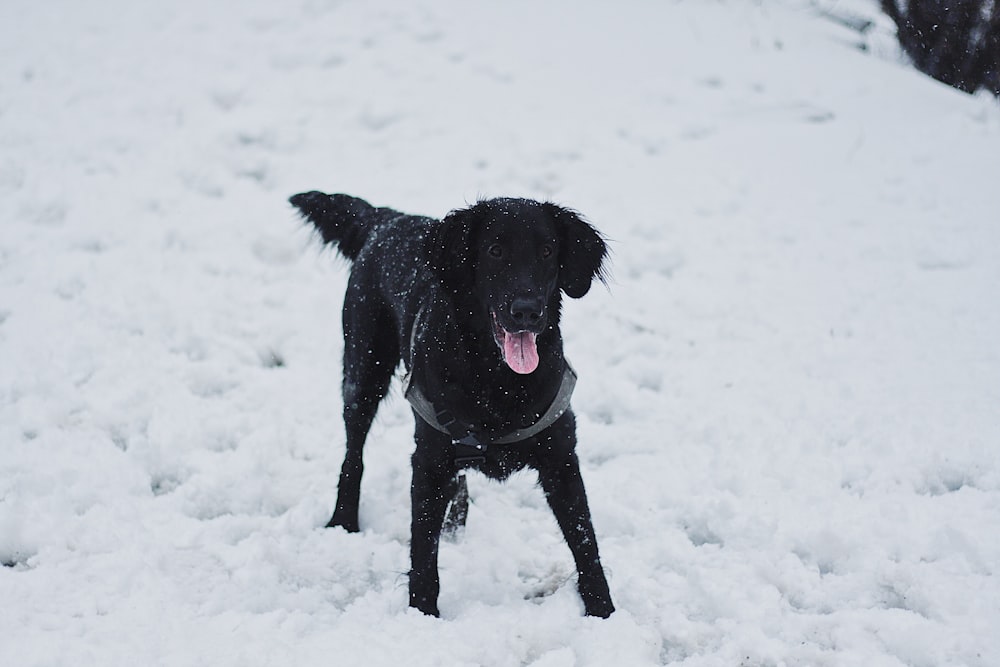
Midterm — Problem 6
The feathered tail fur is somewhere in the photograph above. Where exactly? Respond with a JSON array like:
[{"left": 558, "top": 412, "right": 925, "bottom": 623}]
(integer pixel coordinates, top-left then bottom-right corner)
[{"left": 289, "top": 191, "right": 380, "bottom": 261}]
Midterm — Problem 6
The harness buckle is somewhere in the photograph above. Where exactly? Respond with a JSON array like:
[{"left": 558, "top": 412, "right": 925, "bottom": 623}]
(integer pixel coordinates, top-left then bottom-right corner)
[{"left": 453, "top": 439, "right": 487, "bottom": 467}]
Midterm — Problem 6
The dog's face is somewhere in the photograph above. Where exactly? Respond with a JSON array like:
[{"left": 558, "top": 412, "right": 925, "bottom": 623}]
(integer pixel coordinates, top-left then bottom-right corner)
[{"left": 433, "top": 198, "right": 607, "bottom": 374}]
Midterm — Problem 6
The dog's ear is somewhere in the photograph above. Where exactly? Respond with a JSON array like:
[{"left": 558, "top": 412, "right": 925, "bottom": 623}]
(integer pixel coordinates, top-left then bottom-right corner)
[
  {"left": 430, "top": 206, "right": 476, "bottom": 295},
  {"left": 545, "top": 203, "right": 608, "bottom": 299}
]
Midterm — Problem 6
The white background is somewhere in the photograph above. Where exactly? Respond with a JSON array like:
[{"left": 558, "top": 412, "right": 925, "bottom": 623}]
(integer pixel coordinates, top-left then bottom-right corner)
[{"left": 2, "top": 1, "right": 998, "bottom": 665}]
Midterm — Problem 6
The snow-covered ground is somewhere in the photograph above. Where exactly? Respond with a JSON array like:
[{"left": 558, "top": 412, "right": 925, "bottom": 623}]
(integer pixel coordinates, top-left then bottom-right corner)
[{"left": 2, "top": 0, "right": 998, "bottom": 664}]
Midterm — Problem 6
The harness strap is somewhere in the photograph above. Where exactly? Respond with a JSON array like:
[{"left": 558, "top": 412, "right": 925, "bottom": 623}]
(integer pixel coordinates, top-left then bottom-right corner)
[
  {"left": 401, "top": 304, "right": 577, "bottom": 465},
  {"left": 403, "top": 362, "right": 577, "bottom": 444}
]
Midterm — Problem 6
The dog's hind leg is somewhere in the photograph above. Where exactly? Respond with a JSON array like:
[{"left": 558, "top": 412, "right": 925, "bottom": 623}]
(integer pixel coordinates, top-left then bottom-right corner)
[{"left": 327, "top": 296, "right": 399, "bottom": 533}]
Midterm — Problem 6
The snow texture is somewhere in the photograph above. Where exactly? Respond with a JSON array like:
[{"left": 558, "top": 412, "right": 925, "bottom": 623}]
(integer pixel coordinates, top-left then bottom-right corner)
[{"left": 2, "top": 0, "right": 999, "bottom": 665}]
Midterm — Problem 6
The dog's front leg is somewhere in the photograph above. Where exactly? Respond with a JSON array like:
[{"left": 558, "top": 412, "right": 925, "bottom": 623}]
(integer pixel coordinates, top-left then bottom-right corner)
[
  {"left": 536, "top": 412, "right": 615, "bottom": 618},
  {"left": 408, "top": 427, "right": 456, "bottom": 617}
]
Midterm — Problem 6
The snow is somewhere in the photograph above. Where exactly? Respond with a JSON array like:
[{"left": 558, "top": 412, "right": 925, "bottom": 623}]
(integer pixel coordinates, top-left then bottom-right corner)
[{"left": 2, "top": 0, "right": 999, "bottom": 664}]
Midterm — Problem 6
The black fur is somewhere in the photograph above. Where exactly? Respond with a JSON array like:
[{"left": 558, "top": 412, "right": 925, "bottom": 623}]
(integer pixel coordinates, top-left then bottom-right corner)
[{"left": 290, "top": 191, "right": 614, "bottom": 618}]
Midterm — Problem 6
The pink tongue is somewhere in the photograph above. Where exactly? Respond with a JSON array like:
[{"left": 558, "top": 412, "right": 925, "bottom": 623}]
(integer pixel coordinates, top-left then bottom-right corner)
[{"left": 503, "top": 330, "right": 539, "bottom": 374}]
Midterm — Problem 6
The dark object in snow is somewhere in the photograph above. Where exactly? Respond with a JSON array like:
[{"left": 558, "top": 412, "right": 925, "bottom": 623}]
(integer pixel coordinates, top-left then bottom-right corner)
[
  {"left": 819, "top": 7, "right": 876, "bottom": 35},
  {"left": 289, "top": 191, "right": 614, "bottom": 618},
  {"left": 882, "top": 0, "right": 1000, "bottom": 97}
]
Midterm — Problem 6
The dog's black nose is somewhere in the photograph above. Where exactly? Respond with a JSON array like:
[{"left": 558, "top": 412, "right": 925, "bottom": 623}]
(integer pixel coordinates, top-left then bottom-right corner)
[{"left": 510, "top": 295, "right": 544, "bottom": 326}]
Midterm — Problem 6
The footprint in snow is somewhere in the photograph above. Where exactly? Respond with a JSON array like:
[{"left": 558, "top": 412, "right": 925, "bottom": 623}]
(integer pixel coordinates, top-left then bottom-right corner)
[{"left": 522, "top": 564, "right": 573, "bottom": 601}]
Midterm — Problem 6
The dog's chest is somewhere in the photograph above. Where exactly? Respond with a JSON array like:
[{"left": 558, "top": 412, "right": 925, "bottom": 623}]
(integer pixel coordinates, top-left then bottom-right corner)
[{"left": 433, "top": 356, "right": 549, "bottom": 435}]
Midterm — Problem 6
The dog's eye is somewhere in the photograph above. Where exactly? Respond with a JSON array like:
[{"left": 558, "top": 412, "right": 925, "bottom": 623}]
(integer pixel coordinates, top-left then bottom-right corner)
[
  {"left": 488, "top": 244, "right": 503, "bottom": 258},
  {"left": 541, "top": 245, "right": 553, "bottom": 259}
]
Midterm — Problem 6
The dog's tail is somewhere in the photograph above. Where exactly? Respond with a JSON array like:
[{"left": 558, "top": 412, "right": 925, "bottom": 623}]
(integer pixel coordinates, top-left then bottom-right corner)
[{"left": 289, "top": 191, "right": 381, "bottom": 261}]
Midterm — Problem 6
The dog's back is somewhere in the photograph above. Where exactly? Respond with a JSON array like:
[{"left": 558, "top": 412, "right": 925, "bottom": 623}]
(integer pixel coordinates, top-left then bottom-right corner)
[{"left": 292, "top": 192, "right": 436, "bottom": 345}]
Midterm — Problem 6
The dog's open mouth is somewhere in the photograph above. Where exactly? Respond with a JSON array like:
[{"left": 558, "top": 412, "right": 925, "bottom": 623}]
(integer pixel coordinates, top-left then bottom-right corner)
[{"left": 491, "top": 312, "right": 539, "bottom": 374}]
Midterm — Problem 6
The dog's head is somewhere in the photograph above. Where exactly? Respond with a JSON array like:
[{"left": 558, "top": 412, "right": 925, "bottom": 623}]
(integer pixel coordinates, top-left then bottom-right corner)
[{"left": 432, "top": 198, "right": 607, "bottom": 374}]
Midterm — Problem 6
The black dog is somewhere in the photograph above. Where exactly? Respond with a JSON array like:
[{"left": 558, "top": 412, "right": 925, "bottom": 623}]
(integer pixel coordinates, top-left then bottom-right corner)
[{"left": 290, "top": 191, "right": 614, "bottom": 618}]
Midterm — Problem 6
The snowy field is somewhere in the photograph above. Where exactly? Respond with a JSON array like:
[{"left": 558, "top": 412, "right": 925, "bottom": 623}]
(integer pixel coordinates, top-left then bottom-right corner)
[{"left": 2, "top": 0, "right": 999, "bottom": 665}]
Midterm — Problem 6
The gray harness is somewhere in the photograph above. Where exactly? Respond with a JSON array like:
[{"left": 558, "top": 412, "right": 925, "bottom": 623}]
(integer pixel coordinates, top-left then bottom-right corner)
[{"left": 401, "top": 304, "right": 577, "bottom": 465}]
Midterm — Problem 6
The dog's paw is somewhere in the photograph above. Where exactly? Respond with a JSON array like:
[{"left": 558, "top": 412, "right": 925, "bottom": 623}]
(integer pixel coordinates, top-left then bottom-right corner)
[
  {"left": 325, "top": 512, "right": 360, "bottom": 533},
  {"left": 408, "top": 594, "right": 440, "bottom": 617},
  {"left": 583, "top": 596, "right": 615, "bottom": 619},
  {"left": 578, "top": 571, "right": 615, "bottom": 618}
]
